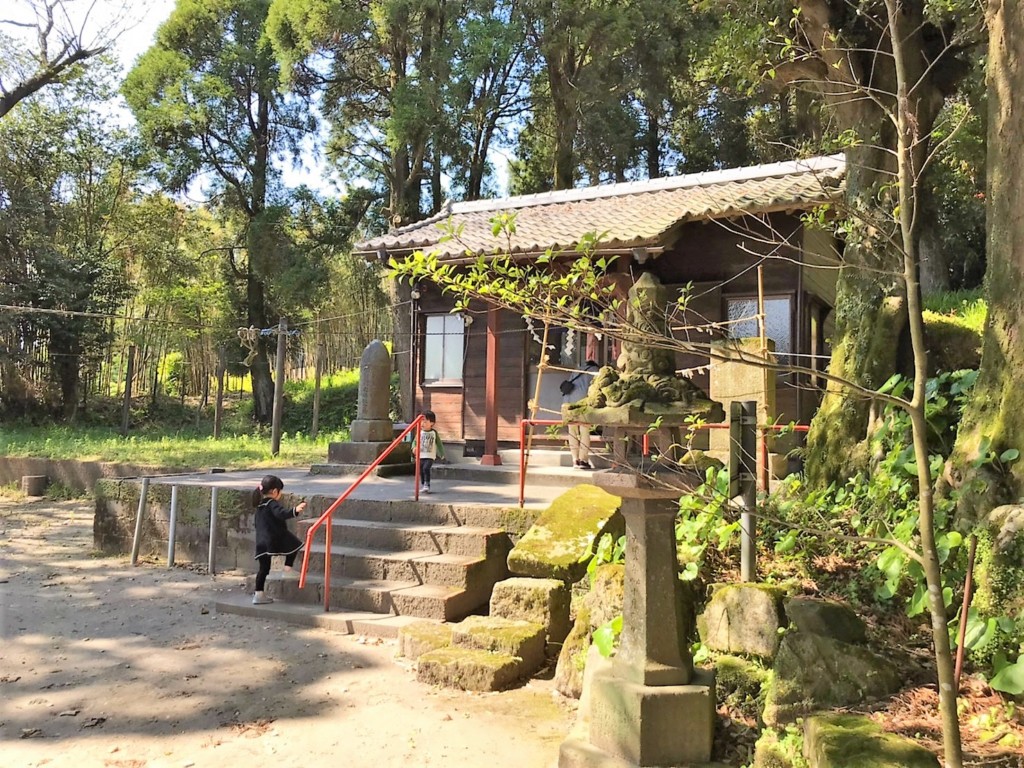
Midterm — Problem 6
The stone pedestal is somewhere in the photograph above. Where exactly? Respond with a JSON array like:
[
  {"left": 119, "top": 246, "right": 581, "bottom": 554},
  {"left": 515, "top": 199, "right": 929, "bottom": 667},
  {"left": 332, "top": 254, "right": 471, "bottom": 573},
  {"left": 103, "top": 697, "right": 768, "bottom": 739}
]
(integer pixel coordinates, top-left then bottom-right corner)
[
  {"left": 559, "top": 472, "right": 716, "bottom": 768},
  {"left": 330, "top": 340, "right": 408, "bottom": 464},
  {"left": 560, "top": 668, "right": 717, "bottom": 768}
]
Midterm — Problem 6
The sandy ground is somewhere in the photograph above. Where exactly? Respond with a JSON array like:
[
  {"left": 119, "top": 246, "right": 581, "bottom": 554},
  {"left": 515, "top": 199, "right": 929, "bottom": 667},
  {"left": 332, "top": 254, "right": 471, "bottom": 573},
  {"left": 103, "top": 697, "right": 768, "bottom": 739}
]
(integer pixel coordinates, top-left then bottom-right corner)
[{"left": 0, "top": 498, "right": 576, "bottom": 768}]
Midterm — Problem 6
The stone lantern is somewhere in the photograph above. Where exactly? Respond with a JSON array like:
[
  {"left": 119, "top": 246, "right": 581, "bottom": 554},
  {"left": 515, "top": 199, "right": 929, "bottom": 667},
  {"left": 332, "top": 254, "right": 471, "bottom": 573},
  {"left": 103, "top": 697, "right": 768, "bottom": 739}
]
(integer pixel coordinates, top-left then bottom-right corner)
[{"left": 559, "top": 272, "right": 724, "bottom": 768}]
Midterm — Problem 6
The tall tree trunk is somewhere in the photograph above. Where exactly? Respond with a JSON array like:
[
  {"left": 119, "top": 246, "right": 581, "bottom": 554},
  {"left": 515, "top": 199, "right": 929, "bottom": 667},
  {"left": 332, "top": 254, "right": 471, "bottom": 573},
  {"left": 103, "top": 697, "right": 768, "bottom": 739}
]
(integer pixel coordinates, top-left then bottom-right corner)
[
  {"left": 802, "top": 0, "right": 951, "bottom": 488},
  {"left": 805, "top": 141, "right": 907, "bottom": 485},
  {"left": 949, "top": 0, "right": 1024, "bottom": 518},
  {"left": 548, "top": 58, "right": 577, "bottom": 191},
  {"left": 644, "top": 103, "right": 661, "bottom": 179},
  {"left": 247, "top": 89, "right": 275, "bottom": 424}
]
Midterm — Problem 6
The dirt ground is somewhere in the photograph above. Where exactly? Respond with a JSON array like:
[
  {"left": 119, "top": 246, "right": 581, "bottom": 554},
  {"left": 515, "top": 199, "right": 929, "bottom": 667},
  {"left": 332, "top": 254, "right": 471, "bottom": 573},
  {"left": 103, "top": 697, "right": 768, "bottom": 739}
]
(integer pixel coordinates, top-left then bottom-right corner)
[{"left": 0, "top": 498, "right": 575, "bottom": 768}]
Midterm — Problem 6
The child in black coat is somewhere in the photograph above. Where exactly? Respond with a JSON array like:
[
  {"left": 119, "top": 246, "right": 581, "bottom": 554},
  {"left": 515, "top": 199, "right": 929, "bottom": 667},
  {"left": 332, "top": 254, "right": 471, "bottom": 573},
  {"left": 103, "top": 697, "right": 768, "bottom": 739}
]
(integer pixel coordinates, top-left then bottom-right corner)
[{"left": 251, "top": 474, "right": 307, "bottom": 605}]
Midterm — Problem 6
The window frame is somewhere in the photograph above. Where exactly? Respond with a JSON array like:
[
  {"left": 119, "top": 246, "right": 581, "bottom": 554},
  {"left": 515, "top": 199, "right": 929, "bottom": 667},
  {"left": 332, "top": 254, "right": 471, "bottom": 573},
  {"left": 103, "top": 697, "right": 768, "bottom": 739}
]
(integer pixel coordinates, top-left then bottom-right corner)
[
  {"left": 421, "top": 312, "right": 466, "bottom": 386},
  {"left": 723, "top": 293, "right": 795, "bottom": 364}
]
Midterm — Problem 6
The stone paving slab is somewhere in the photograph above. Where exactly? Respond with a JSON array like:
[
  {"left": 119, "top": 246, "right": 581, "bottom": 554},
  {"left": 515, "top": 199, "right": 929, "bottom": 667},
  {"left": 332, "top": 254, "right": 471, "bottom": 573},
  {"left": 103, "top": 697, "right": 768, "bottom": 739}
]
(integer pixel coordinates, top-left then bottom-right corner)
[{"left": 136, "top": 464, "right": 584, "bottom": 509}]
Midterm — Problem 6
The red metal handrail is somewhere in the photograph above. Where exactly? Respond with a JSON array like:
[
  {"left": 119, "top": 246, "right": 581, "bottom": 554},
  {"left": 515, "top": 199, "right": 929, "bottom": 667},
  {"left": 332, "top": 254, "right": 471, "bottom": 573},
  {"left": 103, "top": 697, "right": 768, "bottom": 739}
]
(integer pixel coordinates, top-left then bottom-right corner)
[
  {"left": 517, "top": 417, "right": 810, "bottom": 505},
  {"left": 298, "top": 414, "right": 424, "bottom": 612}
]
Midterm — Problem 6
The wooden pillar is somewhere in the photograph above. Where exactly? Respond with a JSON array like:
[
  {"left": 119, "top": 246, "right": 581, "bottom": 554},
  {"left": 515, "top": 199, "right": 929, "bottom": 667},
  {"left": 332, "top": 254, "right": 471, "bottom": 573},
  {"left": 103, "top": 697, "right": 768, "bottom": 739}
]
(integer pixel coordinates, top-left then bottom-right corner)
[{"left": 480, "top": 306, "right": 502, "bottom": 465}]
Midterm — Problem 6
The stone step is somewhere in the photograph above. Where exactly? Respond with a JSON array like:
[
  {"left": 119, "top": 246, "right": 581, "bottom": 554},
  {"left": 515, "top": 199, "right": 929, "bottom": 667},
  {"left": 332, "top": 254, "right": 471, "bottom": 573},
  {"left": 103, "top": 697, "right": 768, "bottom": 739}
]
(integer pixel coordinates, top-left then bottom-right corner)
[
  {"left": 451, "top": 615, "right": 546, "bottom": 671},
  {"left": 213, "top": 592, "right": 425, "bottom": 639},
  {"left": 308, "top": 462, "right": 599, "bottom": 490},
  {"left": 243, "top": 571, "right": 490, "bottom": 621},
  {"left": 301, "top": 544, "right": 501, "bottom": 589},
  {"left": 416, "top": 647, "right": 533, "bottom": 692},
  {"left": 497, "top": 448, "right": 612, "bottom": 469},
  {"left": 303, "top": 497, "right": 523, "bottom": 528},
  {"left": 390, "top": 583, "right": 489, "bottom": 622},
  {"left": 246, "top": 572, "right": 412, "bottom": 613},
  {"left": 299, "top": 518, "right": 511, "bottom": 558}
]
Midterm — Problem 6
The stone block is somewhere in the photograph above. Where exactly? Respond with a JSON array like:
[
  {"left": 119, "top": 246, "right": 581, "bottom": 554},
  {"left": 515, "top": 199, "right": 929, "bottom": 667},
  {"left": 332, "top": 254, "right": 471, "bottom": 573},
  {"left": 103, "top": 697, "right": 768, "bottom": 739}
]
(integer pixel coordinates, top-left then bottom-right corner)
[
  {"left": 587, "top": 666, "right": 716, "bottom": 766},
  {"left": 327, "top": 441, "right": 411, "bottom": 465},
  {"left": 804, "top": 713, "right": 940, "bottom": 768},
  {"left": 398, "top": 620, "right": 453, "bottom": 659},
  {"left": 699, "top": 583, "right": 786, "bottom": 658},
  {"left": 416, "top": 647, "right": 527, "bottom": 691},
  {"left": 507, "top": 484, "right": 622, "bottom": 582},
  {"left": 21, "top": 475, "right": 47, "bottom": 496},
  {"left": 554, "top": 605, "right": 593, "bottom": 699},
  {"left": 350, "top": 418, "right": 394, "bottom": 442},
  {"left": 584, "top": 564, "right": 624, "bottom": 630},
  {"left": 451, "top": 615, "right": 546, "bottom": 670},
  {"left": 783, "top": 596, "right": 867, "bottom": 645},
  {"left": 763, "top": 632, "right": 901, "bottom": 727},
  {"left": 490, "top": 576, "right": 571, "bottom": 645}
]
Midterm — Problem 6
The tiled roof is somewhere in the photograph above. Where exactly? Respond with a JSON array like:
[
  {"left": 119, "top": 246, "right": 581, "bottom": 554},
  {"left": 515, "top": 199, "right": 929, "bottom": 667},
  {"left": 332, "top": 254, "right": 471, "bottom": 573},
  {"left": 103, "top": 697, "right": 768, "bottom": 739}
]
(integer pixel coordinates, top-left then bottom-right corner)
[{"left": 354, "top": 155, "right": 845, "bottom": 259}]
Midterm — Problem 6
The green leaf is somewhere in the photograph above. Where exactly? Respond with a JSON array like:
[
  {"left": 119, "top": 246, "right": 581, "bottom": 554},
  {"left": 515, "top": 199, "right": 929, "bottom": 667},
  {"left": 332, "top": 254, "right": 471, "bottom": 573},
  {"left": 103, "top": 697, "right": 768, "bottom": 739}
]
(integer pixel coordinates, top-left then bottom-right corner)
[
  {"left": 963, "top": 611, "right": 997, "bottom": 650},
  {"left": 774, "top": 529, "right": 798, "bottom": 554},
  {"left": 876, "top": 547, "right": 904, "bottom": 580},
  {"left": 593, "top": 615, "right": 623, "bottom": 658},
  {"left": 989, "top": 656, "right": 1024, "bottom": 695},
  {"left": 907, "top": 584, "right": 928, "bottom": 617},
  {"left": 680, "top": 561, "right": 699, "bottom": 581},
  {"left": 1000, "top": 448, "right": 1020, "bottom": 463}
]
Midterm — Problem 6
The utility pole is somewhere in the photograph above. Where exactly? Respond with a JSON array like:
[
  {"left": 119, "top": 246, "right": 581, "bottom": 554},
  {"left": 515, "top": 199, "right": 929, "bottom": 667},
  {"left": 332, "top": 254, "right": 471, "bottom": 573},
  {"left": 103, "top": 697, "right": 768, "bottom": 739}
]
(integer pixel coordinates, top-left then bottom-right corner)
[
  {"left": 271, "top": 318, "right": 287, "bottom": 456},
  {"left": 214, "top": 346, "right": 226, "bottom": 439},
  {"left": 729, "top": 400, "right": 758, "bottom": 582},
  {"left": 120, "top": 345, "right": 136, "bottom": 437},
  {"left": 311, "top": 315, "right": 324, "bottom": 440}
]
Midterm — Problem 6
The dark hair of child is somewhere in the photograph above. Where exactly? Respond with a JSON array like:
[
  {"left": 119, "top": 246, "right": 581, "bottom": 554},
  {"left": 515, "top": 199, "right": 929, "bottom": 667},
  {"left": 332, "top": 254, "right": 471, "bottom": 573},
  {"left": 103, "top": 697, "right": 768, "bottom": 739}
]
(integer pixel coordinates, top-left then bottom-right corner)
[
  {"left": 252, "top": 474, "right": 285, "bottom": 506},
  {"left": 421, "top": 410, "right": 436, "bottom": 422}
]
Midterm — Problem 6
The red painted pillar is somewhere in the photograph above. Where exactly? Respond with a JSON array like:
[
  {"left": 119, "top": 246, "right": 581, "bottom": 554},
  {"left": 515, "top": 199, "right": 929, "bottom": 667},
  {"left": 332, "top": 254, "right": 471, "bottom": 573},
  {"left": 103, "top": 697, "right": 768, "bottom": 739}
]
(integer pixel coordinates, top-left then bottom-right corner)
[{"left": 480, "top": 305, "right": 503, "bottom": 465}]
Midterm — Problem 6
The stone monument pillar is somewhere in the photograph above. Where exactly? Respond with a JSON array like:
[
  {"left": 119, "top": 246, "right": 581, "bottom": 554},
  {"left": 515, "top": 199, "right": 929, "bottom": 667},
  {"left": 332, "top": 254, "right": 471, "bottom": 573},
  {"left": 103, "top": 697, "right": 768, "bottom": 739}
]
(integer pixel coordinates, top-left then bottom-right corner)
[
  {"left": 559, "top": 272, "right": 723, "bottom": 768},
  {"left": 328, "top": 340, "right": 411, "bottom": 465}
]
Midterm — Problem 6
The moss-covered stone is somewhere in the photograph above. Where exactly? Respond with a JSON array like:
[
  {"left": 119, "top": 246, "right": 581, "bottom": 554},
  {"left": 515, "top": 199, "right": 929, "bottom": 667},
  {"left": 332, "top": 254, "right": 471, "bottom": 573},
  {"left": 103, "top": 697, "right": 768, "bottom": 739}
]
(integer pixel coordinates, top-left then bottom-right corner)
[
  {"left": 416, "top": 647, "right": 527, "bottom": 691},
  {"left": 783, "top": 597, "right": 867, "bottom": 645},
  {"left": 714, "top": 654, "right": 770, "bottom": 719},
  {"left": 699, "top": 583, "right": 787, "bottom": 658},
  {"left": 762, "top": 632, "right": 901, "bottom": 727},
  {"left": 922, "top": 310, "right": 981, "bottom": 374},
  {"left": 489, "top": 577, "right": 571, "bottom": 645},
  {"left": 753, "top": 727, "right": 808, "bottom": 768},
  {"left": 803, "top": 713, "right": 940, "bottom": 768},
  {"left": 584, "top": 564, "right": 625, "bottom": 630},
  {"left": 451, "top": 615, "right": 546, "bottom": 669},
  {"left": 506, "top": 484, "right": 623, "bottom": 582},
  {"left": 398, "top": 621, "right": 453, "bottom": 659},
  {"left": 677, "top": 450, "right": 725, "bottom": 474},
  {"left": 554, "top": 603, "right": 592, "bottom": 699},
  {"left": 494, "top": 506, "right": 542, "bottom": 537},
  {"left": 968, "top": 510, "right": 1024, "bottom": 670}
]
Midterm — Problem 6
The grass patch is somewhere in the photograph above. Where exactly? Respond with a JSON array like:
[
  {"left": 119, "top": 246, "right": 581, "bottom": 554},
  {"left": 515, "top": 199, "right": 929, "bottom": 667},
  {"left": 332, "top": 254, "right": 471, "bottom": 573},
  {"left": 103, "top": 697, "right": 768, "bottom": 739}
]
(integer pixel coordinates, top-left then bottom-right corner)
[
  {"left": 0, "top": 425, "right": 345, "bottom": 470},
  {"left": 0, "top": 366, "right": 399, "bottom": 468},
  {"left": 0, "top": 369, "right": 390, "bottom": 470},
  {"left": 924, "top": 289, "right": 986, "bottom": 332}
]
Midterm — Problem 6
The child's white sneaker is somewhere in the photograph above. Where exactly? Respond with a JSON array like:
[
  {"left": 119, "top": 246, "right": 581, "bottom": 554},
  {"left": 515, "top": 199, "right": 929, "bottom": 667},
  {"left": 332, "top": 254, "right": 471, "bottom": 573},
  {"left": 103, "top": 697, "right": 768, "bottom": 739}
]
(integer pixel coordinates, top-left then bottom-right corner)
[
  {"left": 422, "top": 484, "right": 431, "bottom": 494},
  {"left": 252, "top": 591, "right": 274, "bottom": 605}
]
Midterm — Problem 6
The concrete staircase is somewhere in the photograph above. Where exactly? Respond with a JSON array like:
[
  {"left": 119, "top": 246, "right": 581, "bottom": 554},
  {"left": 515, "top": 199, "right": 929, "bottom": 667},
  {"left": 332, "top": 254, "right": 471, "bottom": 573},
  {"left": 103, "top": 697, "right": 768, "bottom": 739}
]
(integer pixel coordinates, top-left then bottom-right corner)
[{"left": 215, "top": 496, "right": 514, "bottom": 635}]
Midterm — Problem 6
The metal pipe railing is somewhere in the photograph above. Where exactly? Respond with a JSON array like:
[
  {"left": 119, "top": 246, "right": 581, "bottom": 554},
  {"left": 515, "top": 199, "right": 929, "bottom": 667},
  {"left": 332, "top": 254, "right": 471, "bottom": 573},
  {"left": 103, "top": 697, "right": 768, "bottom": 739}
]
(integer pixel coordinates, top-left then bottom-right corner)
[
  {"left": 299, "top": 415, "right": 425, "bottom": 612},
  {"left": 517, "top": 417, "right": 810, "bottom": 505}
]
